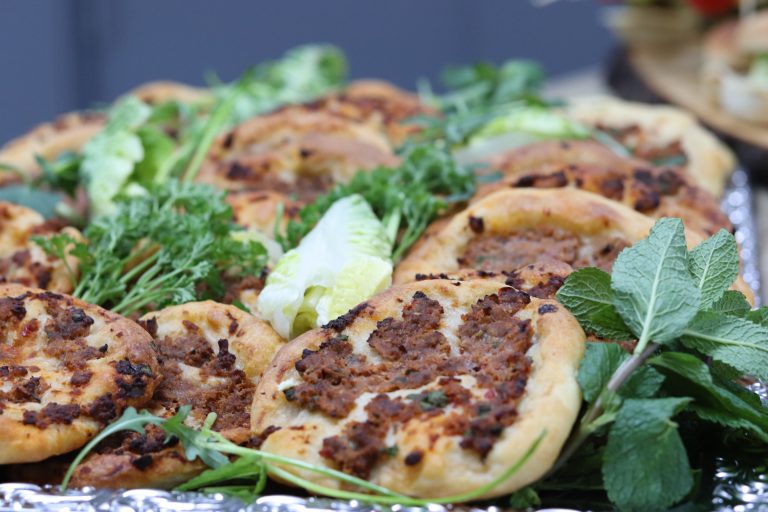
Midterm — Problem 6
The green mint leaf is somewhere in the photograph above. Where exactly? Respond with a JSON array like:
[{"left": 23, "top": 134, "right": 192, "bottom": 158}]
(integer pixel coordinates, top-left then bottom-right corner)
[
  {"left": 603, "top": 398, "right": 693, "bottom": 511},
  {"left": 578, "top": 342, "right": 664, "bottom": 406},
  {"left": 611, "top": 218, "right": 701, "bottom": 347},
  {"left": 556, "top": 268, "right": 634, "bottom": 341},
  {"left": 578, "top": 342, "right": 626, "bottom": 404},
  {"left": 688, "top": 229, "right": 739, "bottom": 308},
  {"left": 710, "top": 290, "right": 752, "bottom": 317},
  {"left": 681, "top": 310, "right": 768, "bottom": 381},
  {"left": 650, "top": 352, "right": 768, "bottom": 442},
  {"left": 745, "top": 306, "right": 768, "bottom": 326},
  {"left": 508, "top": 487, "right": 541, "bottom": 509}
]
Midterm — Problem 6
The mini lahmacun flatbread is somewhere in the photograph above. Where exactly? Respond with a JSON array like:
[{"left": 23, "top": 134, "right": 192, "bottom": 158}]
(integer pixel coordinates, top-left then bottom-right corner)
[
  {"left": 291, "top": 80, "right": 436, "bottom": 145},
  {"left": 0, "top": 111, "right": 105, "bottom": 184},
  {"left": 476, "top": 161, "right": 731, "bottom": 236},
  {"left": 394, "top": 188, "right": 754, "bottom": 301},
  {"left": 228, "top": 190, "right": 301, "bottom": 234},
  {"left": 0, "top": 202, "right": 81, "bottom": 293},
  {"left": 251, "top": 278, "right": 585, "bottom": 499},
  {"left": 197, "top": 109, "right": 399, "bottom": 200},
  {"left": 0, "top": 284, "right": 160, "bottom": 465},
  {"left": 70, "top": 301, "right": 285, "bottom": 489},
  {"left": 561, "top": 96, "right": 735, "bottom": 197}
]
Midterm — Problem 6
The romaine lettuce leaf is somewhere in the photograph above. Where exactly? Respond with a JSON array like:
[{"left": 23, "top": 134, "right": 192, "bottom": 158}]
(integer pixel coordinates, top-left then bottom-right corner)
[{"left": 257, "top": 194, "right": 392, "bottom": 339}]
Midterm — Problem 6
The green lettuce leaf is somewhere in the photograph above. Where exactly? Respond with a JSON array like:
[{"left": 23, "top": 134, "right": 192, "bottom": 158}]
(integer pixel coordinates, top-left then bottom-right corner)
[{"left": 257, "top": 195, "right": 392, "bottom": 339}]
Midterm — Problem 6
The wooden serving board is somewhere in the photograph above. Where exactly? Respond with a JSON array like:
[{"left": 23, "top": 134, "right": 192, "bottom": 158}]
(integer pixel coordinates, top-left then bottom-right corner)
[{"left": 629, "top": 43, "right": 768, "bottom": 150}]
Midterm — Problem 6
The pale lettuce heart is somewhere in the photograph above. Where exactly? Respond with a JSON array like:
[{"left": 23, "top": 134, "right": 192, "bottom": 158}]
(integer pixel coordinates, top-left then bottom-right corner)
[
  {"left": 455, "top": 106, "right": 591, "bottom": 164},
  {"left": 257, "top": 194, "right": 393, "bottom": 339}
]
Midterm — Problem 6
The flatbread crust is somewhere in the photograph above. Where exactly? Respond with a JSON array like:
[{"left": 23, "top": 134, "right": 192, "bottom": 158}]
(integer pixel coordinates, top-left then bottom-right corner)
[
  {"left": 0, "top": 202, "right": 81, "bottom": 293},
  {"left": 560, "top": 96, "right": 735, "bottom": 197},
  {"left": 288, "top": 80, "right": 435, "bottom": 145},
  {"left": 127, "top": 81, "right": 211, "bottom": 106},
  {"left": 0, "top": 112, "right": 105, "bottom": 183},
  {"left": 252, "top": 278, "right": 585, "bottom": 500},
  {"left": 476, "top": 156, "right": 731, "bottom": 236},
  {"left": 197, "top": 109, "right": 398, "bottom": 199},
  {"left": 394, "top": 188, "right": 754, "bottom": 302},
  {"left": 0, "top": 284, "right": 160, "bottom": 464},
  {"left": 70, "top": 301, "right": 284, "bottom": 489}
]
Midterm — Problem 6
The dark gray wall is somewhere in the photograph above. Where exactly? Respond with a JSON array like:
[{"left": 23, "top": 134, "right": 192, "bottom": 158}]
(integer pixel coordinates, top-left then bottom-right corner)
[{"left": 0, "top": 0, "right": 615, "bottom": 144}]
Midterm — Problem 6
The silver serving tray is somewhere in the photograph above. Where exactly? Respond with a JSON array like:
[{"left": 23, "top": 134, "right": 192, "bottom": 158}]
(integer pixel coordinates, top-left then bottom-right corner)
[{"left": 1, "top": 168, "right": 764, "bottom": 512}]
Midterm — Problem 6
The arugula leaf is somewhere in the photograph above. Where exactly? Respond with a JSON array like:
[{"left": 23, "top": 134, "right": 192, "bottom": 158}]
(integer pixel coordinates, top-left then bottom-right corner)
[
  {"left": 603, "top": 397, "right": 693, "bottom": 512},
  {"left": 680, "top": 311, "right": 768, "bottom": 381},
  {"left": 578, "top": 342, "right": 664, "bottom": 407},
  {"left": 650, "top": 352, "right": 768, "bottom": 442},
  {"left": 711, "top": 290, "right": 752, "bottom": 317},
  {"left": 177, "top": 455, "right": 267, "bottom": 500},
  {"left": 611, "top": 218, "right": 701, "bottom": 350},
  {"left": 0, "top": 184, "right": 64, "bottom": 219},
  {"left": 556, "top": 268, "right": 634, "bottom": 341},
  {"left": 688, "top": 229, "right": 739, "bottom": 308},
  {"left": 61, "top": 407, "right": 165, "bottom": 490},
  {"left": 35, "top": 152, "right": 81, "bottom": 197},
  {"left": 161, "top": 411, "right": 230, "bottom": 468},
  {"left": 279, "top": 145, "right": 475, "bottom": 261}
]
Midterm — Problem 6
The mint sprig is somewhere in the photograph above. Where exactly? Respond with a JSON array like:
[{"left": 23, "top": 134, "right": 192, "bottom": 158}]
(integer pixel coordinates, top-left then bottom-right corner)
[{"left": 554, "top": 217, "right": 768, "bottom": 511}]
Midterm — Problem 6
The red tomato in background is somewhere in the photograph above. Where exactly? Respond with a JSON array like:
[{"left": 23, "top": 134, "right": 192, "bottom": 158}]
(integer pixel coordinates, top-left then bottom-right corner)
[{"left": 685, "top": 0, "right": 736, "bottom": 16}]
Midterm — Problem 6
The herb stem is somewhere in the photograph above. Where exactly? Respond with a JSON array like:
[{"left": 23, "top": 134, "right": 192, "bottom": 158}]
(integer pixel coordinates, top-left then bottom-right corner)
[{"left": 547, "top": 342, "right": 659, "bottom": 477}]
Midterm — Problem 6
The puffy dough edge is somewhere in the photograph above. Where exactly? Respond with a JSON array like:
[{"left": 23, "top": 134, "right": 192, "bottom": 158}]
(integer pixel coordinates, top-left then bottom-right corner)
[
  {"left": 393, "top": 188, "right": 754, "bottom": 303},
  {"left": 252, "top": 278, "right": 586, "bottom": 499},
  {"left": 0, "top": 283, "right": 159, "bottom": 464},
  {"left": 560, "top": 95, "right": 735, "bottom": 197}
]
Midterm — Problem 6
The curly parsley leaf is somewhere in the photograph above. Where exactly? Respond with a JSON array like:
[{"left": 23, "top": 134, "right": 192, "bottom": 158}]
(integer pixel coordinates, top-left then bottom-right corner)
[
  {"left": 603, "top": 397, "right": 693, "bottom": 512},
  {"left": 278, "top": 144, "right": 475, "bottom": 261},
  {"left": 41, "top": 181, "right": 266, "bottom": 315},
  {"left": 611, "top": 218, "right": 701, "bottom": 350},
  {"left": 680, "top": 311, "right": 768, "bottom": 381},
  {"left": 556, "top": 268, "right": 634, "bottom": 341},
  {"left": 688, "top": 229, "right": 739, "bottom": 308}
]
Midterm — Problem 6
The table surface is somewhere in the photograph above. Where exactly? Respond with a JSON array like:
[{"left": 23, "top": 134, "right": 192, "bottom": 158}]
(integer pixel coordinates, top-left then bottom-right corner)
[{"left": 547, "top": 71, "right": 768, "bottom": 303}]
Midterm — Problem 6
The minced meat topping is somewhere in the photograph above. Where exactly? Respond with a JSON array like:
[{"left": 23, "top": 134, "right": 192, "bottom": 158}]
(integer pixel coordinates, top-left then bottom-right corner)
[
  {"left": 458, "top": 227, "right": 629, "bottom": 273},
  {"left": 284, "top": 289, "right": 534, "bottom": 477}
]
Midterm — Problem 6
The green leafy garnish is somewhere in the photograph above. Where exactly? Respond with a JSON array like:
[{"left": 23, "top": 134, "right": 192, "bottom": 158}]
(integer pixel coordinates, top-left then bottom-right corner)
[
  {"left": 602, "top": 398, "right": 693, "bottom": 511},
  {"left": 39, "top": 181, "right": 266, "bottom": 315},
  {"left": 64, "top": 406, "right": 544, "bottom": 505},
  {"left": 554, "top": 217, "right": 768, "bottom": 511},
  {"left": 278, "top": 144, "right": 475, "bottom": 261}
]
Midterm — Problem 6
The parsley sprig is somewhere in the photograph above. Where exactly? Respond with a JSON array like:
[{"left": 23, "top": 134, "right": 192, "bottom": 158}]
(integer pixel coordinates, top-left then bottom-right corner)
[
  {"left": 277, "top": 144, "right": 475, "bottom": 261},
  {"left": 551, "top": 218, "right": 768, "bottom": 511},
  {"left": 62, "top": 406, "right": 544, "bottom": 504},
  {"left": 35, "top": 181, "right": 266, "bottom": 316}
]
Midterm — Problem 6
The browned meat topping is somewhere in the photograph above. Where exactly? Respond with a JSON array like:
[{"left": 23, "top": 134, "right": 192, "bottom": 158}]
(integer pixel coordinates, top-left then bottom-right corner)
[
  {"left": 459, "top": 228, "right": 629, "bottom": 273},
  {"left": 44, "top": 306, "right": 94, "bottom": 341},
  {"left": 248, "top": 425, "right": 282, "bottom": 449},
  {"left": 222, "top": 161, "right": 334, "bottom": 202},
  {"left": 504, "top": 270, "right": 566, "bottom": 299},
  {"left": 468, "top": 216, "right": 485, "bottom": 234},
  {"left": 115, "top": 359, "right": 155, "bottom": 399},
  {"left": 22, "top": 402, "right": 81, "bottom": 429},
  {"left": 86, "top": 393, "right": 118, "bottom": 423},
  {"left": 289, "top": 290, "right": 534, "bottom": 477},
  {"left": 322, "top": 302, "right": 371, "bottom": 332},
  {"left": 0, "top": 297, "right": 27, "bottom": 328},
  {"left": 538, "top": 304, "right": 558, "bottom": 315},
  {"left": 43, "top": 338, "right": 105, "bottom": 371},
  {"left": 149, "top": 323, "right": 254, "bottom": 432}
]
